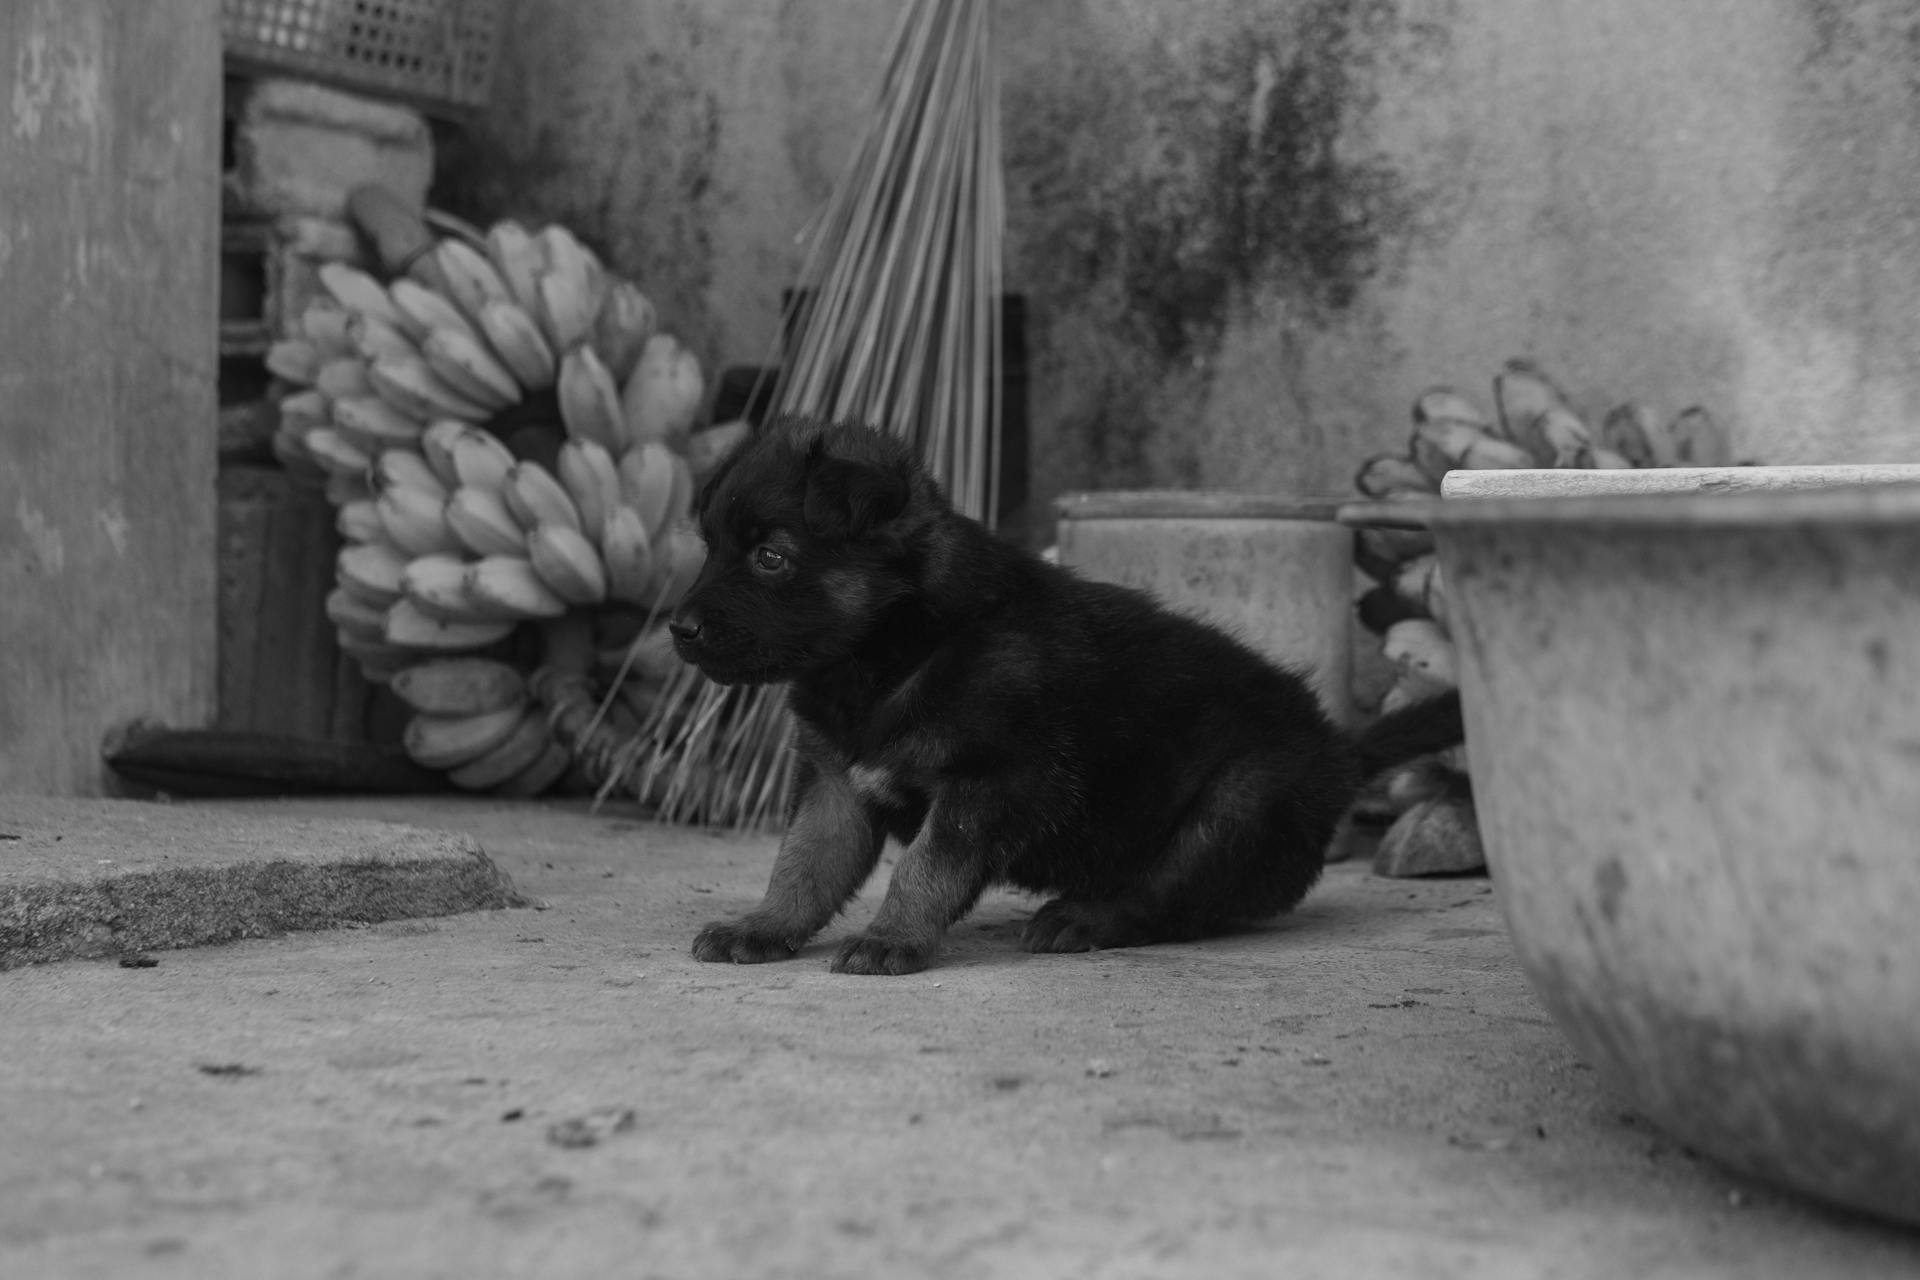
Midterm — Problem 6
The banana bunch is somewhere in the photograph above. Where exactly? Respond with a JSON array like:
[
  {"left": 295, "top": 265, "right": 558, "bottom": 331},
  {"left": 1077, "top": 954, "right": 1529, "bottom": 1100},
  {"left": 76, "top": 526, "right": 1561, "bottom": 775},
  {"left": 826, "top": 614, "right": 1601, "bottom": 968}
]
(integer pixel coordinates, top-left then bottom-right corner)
[
  {"left": 1352, "top": 358, "right": 1737, "bottom": 719},
  {"left": 264, "top": 214, "right": 748, "bottom": 792}
]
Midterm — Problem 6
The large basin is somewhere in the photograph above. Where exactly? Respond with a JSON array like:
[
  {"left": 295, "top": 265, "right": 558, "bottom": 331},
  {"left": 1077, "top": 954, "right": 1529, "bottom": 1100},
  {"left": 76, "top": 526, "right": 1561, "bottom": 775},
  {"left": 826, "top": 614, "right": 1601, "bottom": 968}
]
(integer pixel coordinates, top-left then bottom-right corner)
[{"left": 1428, "top": 482, "right": 1920, "bottom": 1226}]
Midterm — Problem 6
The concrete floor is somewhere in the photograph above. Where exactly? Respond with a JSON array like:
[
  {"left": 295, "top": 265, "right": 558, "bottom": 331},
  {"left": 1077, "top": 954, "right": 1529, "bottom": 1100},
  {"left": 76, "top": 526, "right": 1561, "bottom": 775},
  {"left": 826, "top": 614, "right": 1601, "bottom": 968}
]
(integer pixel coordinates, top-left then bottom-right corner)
[{"left": 2, "top": 797, "right": 1916, "bottom": 1279}]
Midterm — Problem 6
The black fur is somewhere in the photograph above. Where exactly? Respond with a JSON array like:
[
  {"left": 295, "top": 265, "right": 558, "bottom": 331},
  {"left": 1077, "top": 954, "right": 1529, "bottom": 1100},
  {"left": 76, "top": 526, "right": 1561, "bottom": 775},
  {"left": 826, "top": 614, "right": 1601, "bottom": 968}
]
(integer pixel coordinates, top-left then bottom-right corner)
[{"left": 672, "top": 417, "right": 1464, "bottom": 975}]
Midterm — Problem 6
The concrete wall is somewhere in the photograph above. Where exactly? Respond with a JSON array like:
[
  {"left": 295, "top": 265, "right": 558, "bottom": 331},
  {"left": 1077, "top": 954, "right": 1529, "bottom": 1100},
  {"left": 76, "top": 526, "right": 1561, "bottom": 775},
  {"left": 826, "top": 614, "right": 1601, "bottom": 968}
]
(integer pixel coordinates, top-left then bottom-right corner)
[
  {"left": 457, "top": 0, "right": 1920, "bottom": 532},
  {"left": 1, "top": 0, "right": 222, "bottom": 792}
]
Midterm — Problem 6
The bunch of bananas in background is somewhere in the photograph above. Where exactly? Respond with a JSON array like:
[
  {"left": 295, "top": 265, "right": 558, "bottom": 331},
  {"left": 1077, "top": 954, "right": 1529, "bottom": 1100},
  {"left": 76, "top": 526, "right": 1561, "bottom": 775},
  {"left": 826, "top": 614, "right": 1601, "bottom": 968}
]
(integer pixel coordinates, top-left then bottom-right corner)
[{"left": 266, "top": 220, "right": 751, "bottom": 795}]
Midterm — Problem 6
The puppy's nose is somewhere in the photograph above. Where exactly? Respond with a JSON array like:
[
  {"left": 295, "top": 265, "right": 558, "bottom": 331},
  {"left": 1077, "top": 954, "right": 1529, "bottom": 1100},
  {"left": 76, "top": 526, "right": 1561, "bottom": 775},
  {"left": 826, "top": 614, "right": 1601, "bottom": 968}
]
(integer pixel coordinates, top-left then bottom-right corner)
[{"left": 668, "top": 610, "right": 703, "bottom": 645}]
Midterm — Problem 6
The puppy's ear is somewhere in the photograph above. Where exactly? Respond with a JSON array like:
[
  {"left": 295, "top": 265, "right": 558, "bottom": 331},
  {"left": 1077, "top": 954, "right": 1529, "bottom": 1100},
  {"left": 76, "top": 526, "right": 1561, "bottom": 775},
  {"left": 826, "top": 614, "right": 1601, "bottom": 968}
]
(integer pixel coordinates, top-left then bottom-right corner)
[{"left": 803, "top": 450, "right": 910, "bottom": 540}]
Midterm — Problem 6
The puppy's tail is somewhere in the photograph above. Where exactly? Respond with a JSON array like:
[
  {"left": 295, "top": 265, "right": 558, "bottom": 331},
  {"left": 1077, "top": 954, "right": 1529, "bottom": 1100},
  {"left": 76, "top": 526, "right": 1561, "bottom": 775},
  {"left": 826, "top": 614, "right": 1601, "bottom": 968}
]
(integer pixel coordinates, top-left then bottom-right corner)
[{"left": 1353, "top": 689, "right": 1464, "bottom": 779}]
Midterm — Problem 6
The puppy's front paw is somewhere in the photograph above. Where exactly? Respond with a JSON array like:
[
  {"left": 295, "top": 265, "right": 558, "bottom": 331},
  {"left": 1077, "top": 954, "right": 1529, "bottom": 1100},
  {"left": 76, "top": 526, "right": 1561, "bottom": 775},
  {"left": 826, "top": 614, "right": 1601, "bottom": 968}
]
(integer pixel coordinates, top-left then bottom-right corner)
[
  {"left": 830, "top": 934, "right": 934, "bottom": 975},
  {"left": 691, "top": 919, "right": 799, "bottom": 964},
  {"left": 1020, "top": 899, "right": 1145, "bottom": 953}
]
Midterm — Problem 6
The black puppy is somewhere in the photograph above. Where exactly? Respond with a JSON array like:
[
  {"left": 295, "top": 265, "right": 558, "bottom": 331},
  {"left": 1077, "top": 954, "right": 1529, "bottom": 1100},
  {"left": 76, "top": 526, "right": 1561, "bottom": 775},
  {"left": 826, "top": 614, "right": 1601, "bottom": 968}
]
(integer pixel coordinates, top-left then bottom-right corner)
[{"left": 670, "top": 416, "right": 1462, "bottom": 975}]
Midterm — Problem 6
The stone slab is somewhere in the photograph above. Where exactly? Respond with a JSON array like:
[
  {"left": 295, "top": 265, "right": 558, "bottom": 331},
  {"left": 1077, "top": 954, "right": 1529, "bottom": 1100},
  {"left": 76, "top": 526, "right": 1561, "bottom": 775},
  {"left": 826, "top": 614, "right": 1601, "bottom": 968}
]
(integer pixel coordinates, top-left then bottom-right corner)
[{"left": 0, "top": 798, "right": 527, "bottom": 969}]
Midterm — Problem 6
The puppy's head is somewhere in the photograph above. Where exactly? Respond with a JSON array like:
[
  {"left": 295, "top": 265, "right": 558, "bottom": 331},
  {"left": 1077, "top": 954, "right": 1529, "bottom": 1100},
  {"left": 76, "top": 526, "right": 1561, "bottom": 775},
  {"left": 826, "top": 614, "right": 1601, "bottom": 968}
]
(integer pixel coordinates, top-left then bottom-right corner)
[{"left": 668, "top": 417, "right": 932, "bottom": 684}]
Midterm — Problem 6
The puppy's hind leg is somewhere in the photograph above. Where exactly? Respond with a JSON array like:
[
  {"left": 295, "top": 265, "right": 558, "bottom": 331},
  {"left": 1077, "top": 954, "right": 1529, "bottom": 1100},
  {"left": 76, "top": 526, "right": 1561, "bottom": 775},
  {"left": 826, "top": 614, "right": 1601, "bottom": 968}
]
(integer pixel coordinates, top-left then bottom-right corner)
[
  {"left": 1021, "top": 760, "right": 1341, "bottom": 953},
  {"left": 693, "top": 766, "right": 885, "bottom": 964}
]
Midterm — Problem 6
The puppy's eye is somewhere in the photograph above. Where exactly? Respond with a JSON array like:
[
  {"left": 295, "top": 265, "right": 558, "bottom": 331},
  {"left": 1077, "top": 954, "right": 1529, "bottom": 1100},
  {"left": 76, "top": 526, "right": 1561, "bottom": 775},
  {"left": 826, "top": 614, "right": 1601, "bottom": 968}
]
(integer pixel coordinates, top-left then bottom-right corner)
[{"left": 752, "top": 545, "right": 788, "bottom": 573}]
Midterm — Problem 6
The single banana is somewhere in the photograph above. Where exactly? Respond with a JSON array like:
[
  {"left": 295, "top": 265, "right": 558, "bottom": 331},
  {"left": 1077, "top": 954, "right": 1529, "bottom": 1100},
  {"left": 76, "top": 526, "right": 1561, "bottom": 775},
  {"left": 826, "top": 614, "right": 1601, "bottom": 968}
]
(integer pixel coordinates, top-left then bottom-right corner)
[
  {"left": 373, "top": 448, "right": 449, "bottom": 501},
  {"left": 433, "top": 238, "right": 514, "bottom": 324},
  {"left": 387, "top": 276, "right": 482, "bottom": 345},
  {"left": 536, "top": 268, "right": 599, "bottom": 354},
  {"left": 649, "top": 527, "right": 707, "bottom": 608},
  {"left": 377, "top": 484, "right": 465, "bottom": 558},
  {"left": 347, "top": 311, "right": 419, "bottom": 364},
  {"left": 616, "top": 440, "right": 677, "bottom": 543},
  {"left": 1522, "top": 406, "right": 1594, "bottom": 469},
  {"left": 1355, "top": 453, "right": 1438, "bottom": 499},
  {"left": 1412, "top": 386, "right": 1492, "bottom": 429},
  {"left": 446, "top": 484, "right": 530, "bottom": 557},
  {"left": 448, "top": 425, "right": 519, "bottom": 492},
  {"left": 265, "top": 338, "right": 321, "bottom": 385},
  {"left": 504, "top": 460, "right": 582, "bottom": 534},
  {"left": 324, "top": 585, "right": 391, "bottom": 645},
  {"left": 556, "top": 439, "right": 621, "bottom": 546},
  {"left": 420, "top": 418, "right": 469, "bottom": 488},
  {"left": 332, "top": 394, "right": 425, "bottom": 452},
  {"left": 619, "top": 333, "right": 706, "bottom": 450},
  {"left": 686, "top": 420, "right": 752, "bottom": 485},
  {"left": 422, "top": 326, "right": 522, "bottom": 410},
  {"left": 556, "top": 345, "right": 626, "bottom": 451},
  {"left": 300, "top": 303, "right": 355, "bottom": 359},
  {"left": 477, "top": 298, "right": 557, "bottom": 390},
  {"left": 389, "top": 656, "right": 527, "bottom": 717},
  {"left": 369, "top": 353, "right": 493, "bottom": 423},
  {"left": 385, "top": 597, "right": 517, "bottom": 652},
  {"left": 335, "top": 498, "right": 385, "bottom": 544},
  {"left": 402, "top": 551, "right": 495, "bottom": 622},
  {"left": 464, "top": 554, "right": 568, "bottom": 620},
  {"left": 600, "top": 505, "right": 656, "bottom": 606},
  {"left": 402, "top": 702, "right": 529, "bottom": 770},
  {"left": 317, "top": 262, "right": 406, "bottom": 328},
  {"left": 490, "top": 737, "right": 572, "bottom": 798},
  {"left": 485, "top": 218, "right": 547, "bottom": 316},
  {"left": 445, "top": 704, "right": 554, "bottom": 790},
  {"left": 591, "top": 279, "right": 657, "bottom": 384},
  {"left": 1458, "top": 436, "right": 1538, "bottom": 470},
  {"left": 1409, "top": 419, "right": 1489, "bottom": 484},
  {"left": 535, "top": 223, "right": 604, "bottom": 298},
  {"left": 1493, "top": 359, "right": 1571, "bottom": 442},
  {"left": 527, "top": 521, "right": 609, "bottom": 605},
  {"left": 279, "top": 389, "right": 329, "bottom": 436},
  {"left": 302, "top": 425, "right": 372, "bottom": 479},
  {"left": 314, "top": 356, "right": 373, "bottom": 400},
  {"left": 337, "top": 541, "right": 410, "bottom": 608},
  {"left": 664, "top": 450, "right": 694, "bottom": 531},
  {"left": 1600, "top": 402, "right": 1660, "bottom": 468}
]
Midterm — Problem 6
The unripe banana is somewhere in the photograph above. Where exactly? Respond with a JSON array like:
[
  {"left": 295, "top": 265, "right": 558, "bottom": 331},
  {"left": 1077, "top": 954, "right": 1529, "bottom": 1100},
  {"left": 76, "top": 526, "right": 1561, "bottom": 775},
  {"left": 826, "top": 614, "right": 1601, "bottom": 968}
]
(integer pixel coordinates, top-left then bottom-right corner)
[
  {"left": 536, "top": 268, "right": 599, "bottom": 354},
  {"left": 484, "top": 218, "right": 546, "bottom": 315},
  {"left": 1355, "top": 453, "right": 1437, "bottom": 499},
  {"left": 377, "top": 484, "right": 465, "bottom": 558},
  {"left": 448, "top": 425, "right": 519, "bottom": 492},
  {"left": 1459, "top": 436, "right": 1537, "bottom": 470},
  {"left": 336, "top": 497, "right": 385, "bottom": 544},
  {"left": 401, "top": 551, "right": 495, "bottom": 621},
  {"left": 1600, "top": 402, "right": 1661, "bottom": 468},
  {"left": 315, "top": 356, "right": 373, "bottom": 400},
  {"left": 477, "top": 298, "right": 558, "bottom": 390},
  {"left": 318, "top": 262, "right": 406, "bottom": 328},
  {"left": 433, "top": 238, "right": 514, "bottom": 324},
  {"left": 504, "top": 460, "right": 582, "bottom": 534},
  {"left": 373, "top": 448, "right": 448, "bottom": 501},
  {"left": 536, "top": 223, "right": 604, "bottom": 297},
  {"left": 1523, "top": 406, "right": 1594, "bottom": 469},
  {"left": 337, "top": 541, "right": 410, "bottom": 608},
  {"left": 445, "top": 704, "right": 554, "bottom": 791},
  {"left": 1493, "top": 360, "right": 1571, "bottom": 443},
  {"left": 527, "top": 521, "right": 608, "bottom": 605},
  {"left": 617, "top": 440, "right": 677, "bottom": 543},
  {"left": 1410, "top": 419, "right": 1489, "bottom": 484},
  {"left": 332, "top": 394, "right": 425, "bottom": 452},
  {"left": 1412, "top": 387, "right": 1492, "bottom": 429},
  {"left": 370, "top": 353, "right": 493, "bottom": 423},
  {"left": 556, "top": 439, "right": 621, "bottom": 546},
  {"left": 422, "top": 326, "right": 522, "bottom": 411},
  {"left": 445, "top": 484, "right": 529, "bottom": 557},
  {"left": 464, "top": 554, "right": 568, "bottom": 620},
  {"left": 346, "top": 312, "right": 418, "bottom": 363},
  {"left": 491, "top": 737, "right": 572, "bottom": 798},
  {"left": 591, "top": 279, "right": 657, "bottom": 384},
  {"left": 619, "top": 333, "right": 705, "bottom": 450},
  {"left": 266, "top": 338, "right": 321, "bottom": 385},
  {"left": 279, "top": 389, "right": 329, "bottom": 436},
  {"left": 556, "top": 345, "right": 627, "bottom": 451},
  {"left": 303, "top": 425, "right": 372, "bottom": 478},
  {"left": 600, "top": 506, "right": 656, "bottom": 606},
  {"left": 385, "top": 597, "right": 517, "bottom": 652},
  {"left": 390, "top": 656, "right": 527, "bottom": 717},
  {"left": 387, "top": 276, "right": 481, "bottom": 345},
  {"left": 420, "top": 418, "right": 468, "bottom": 488},
  {"left": 402, "top": 702, "right": 529, "bottom": 770},
  {"left": 325, "top": 585, "right": 390, "bottom": 644},
  {"left": 301, "top": 302, "right": 355, "bottom": 358}
]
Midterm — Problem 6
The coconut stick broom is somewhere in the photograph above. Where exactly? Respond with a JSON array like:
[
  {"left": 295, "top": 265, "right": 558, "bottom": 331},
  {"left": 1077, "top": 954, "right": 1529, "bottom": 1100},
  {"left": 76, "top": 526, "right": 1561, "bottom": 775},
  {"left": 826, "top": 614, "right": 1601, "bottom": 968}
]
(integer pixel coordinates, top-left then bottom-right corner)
[{"left": 599, "top": 0, "right": 1004, "bottom": 829}]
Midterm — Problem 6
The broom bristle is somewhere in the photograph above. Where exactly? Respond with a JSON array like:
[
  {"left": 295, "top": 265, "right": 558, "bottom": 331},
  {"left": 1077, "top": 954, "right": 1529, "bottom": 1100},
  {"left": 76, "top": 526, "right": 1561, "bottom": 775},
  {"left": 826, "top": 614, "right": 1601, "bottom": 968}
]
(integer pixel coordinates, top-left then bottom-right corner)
[{"left": 609, "top": 0, "right": 1002, "bottom": 830}]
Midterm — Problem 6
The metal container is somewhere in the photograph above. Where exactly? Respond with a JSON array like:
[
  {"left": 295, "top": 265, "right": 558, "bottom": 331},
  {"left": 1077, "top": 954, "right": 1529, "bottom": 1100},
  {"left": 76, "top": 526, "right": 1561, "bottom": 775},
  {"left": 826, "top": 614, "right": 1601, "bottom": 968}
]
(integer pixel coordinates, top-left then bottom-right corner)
[
  {"left": 1054, "top": 491, "right": 1354, "bottom": 725},
  {"left": 1429, "top": 480, "right": 1920, "bottom": 1226}
]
